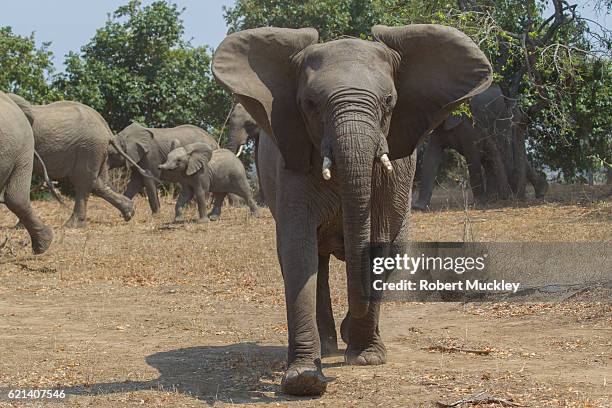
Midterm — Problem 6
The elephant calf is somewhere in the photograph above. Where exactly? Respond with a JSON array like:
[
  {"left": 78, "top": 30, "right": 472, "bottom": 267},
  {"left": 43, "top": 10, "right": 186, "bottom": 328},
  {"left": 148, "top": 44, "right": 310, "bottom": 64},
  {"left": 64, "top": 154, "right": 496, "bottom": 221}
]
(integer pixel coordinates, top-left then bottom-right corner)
[
  {"left": 0, "top": 92, "right": 53, "bottom": 254},
  {"left": 158, "top": 141, "right": 260, "bottom": 222}
]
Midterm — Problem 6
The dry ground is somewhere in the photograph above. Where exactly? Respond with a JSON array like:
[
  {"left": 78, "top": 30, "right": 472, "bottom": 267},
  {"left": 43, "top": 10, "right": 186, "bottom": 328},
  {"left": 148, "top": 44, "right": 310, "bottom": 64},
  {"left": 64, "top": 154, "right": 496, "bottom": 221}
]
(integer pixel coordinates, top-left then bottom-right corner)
[{"left": 0, "top": 183, "right": 610, "bottom": 407}]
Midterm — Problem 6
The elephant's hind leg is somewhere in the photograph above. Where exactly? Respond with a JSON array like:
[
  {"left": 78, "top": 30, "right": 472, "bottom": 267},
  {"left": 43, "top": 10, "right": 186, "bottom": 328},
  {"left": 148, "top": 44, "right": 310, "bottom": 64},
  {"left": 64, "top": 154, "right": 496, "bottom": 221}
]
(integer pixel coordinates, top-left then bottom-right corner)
[
  {"left": 316, "top": 254, "right": 338, "bottom": 356},
  {"left": 92, "top": 167, "right": 135, "bottom": 222},
  {"left": 4, "top": 165, "right": 53, "bottom": 254}
]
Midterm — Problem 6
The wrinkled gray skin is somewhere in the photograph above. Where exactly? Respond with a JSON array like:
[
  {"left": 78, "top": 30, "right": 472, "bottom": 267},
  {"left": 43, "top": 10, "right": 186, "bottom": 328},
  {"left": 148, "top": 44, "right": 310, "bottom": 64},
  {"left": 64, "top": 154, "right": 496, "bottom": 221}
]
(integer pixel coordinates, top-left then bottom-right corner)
[
  {"left": 158, "top": 142, "right": 260, "bottom": 222},
  {"left": 226, "top": 103, "right": 262, "bottom": 156},
  {"left": 226, "top": 103, "right": 266, "bottom": 204},
  {"left": 8, "top": 94, "right": 135, "bottom": 228},
  {"left": 413, "top": 84, "right": 548, "bottom": 210},
  {"left": 213, "top": 25, "right": 492, "bottom": 395},
  {"left": 0, "top": 92, "right": 53, "bottom": 253},
  {"left": 107, "top": 123, "right": 219, "bottom": 214}
]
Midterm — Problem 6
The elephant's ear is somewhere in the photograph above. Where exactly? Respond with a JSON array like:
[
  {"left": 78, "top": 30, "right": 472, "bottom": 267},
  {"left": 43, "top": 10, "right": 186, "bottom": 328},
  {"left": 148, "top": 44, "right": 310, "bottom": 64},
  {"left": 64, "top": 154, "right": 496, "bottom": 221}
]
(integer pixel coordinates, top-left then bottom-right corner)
[
  {"left": 372, "top": 24, "right": 492, "bottom": 159},
  {"left": 443, "top": 113, "right": 467, "bottom": 131},
  {"left": 212, "top": 27, "right": 319, "bottom": 173},
  {"left": 184, "top": 143, "right": 213, "bottom": 176}
]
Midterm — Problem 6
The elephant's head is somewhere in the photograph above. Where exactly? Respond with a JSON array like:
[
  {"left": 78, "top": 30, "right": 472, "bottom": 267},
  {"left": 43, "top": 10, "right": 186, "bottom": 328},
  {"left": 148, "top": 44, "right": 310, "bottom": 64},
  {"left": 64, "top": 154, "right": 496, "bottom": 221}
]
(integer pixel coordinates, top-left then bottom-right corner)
[
  {"left": 212, "top": 25, "right": 492, "bottom": 317},
  {"left": 112, "top": 122, "right": 155, "bottom": 166},
  {"left": 158, "top": 141, "right": 213, "bottom": 176},
  {"left": 227, "top": 103, "right": 261, "bottom": 156}
]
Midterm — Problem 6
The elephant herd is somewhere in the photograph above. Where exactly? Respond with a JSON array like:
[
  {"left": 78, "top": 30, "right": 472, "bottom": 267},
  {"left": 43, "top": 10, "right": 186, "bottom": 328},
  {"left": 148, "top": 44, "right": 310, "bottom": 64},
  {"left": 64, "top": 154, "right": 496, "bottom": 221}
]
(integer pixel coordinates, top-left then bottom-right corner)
[
  {"left": 1, "top": 23, "right": 549, "bottom": 397},
  {"left": 0, "top": 91, "right": 259, "bottom": 253}
]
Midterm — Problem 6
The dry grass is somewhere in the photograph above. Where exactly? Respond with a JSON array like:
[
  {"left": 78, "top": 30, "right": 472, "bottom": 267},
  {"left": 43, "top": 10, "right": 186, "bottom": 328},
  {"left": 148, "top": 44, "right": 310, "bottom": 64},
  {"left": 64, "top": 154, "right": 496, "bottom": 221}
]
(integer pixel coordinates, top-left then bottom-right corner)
[{"left": 0, "top": 183, "right": 610, "bottom": 407}]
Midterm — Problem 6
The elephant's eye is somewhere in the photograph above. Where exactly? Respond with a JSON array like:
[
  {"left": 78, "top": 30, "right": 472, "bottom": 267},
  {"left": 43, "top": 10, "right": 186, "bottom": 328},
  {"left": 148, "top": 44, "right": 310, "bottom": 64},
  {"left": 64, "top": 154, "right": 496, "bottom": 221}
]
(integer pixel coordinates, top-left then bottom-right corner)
[
  {"left": 303, "top": 98, "right": 317, "bottom": 112},
  {"left": 384, "top": 94, "right": 394, "bottom": 107}
]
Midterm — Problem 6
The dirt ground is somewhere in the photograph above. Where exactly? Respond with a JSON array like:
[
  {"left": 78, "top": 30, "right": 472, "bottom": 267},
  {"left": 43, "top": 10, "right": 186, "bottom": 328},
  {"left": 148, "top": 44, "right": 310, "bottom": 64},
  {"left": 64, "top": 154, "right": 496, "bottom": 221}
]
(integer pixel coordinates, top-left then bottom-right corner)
[{"left": 0, "top": 183, "right": 610, "bottom": 407}]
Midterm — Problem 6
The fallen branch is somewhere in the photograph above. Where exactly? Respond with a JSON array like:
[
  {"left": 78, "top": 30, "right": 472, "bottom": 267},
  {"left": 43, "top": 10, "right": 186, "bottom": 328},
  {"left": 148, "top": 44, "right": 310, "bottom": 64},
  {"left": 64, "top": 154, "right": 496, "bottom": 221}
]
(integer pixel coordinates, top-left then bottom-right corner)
[
  {"left": 436, "top": 390, "right": 523, "bottom": 407},
  {"left": 0, "top": 253, "right": 48, "bottom": 266},
  {"left": 423, "top": 345, "right": 492, "bottom": 355}
]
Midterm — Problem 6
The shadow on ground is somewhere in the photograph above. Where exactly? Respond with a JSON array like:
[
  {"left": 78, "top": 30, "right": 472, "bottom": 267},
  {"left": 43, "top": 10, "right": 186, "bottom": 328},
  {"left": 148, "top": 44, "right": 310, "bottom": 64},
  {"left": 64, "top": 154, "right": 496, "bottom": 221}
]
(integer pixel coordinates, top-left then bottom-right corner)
[{"left": 61, "top": 342, "right": 327, "bottom": 404}]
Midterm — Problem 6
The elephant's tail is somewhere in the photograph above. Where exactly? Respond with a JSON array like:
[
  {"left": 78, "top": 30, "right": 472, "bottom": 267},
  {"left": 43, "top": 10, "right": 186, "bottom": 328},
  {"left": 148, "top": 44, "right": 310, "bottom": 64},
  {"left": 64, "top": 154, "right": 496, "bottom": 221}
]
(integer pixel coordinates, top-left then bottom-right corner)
[
  {"left": 109, "top": 139, "right": 162, "bottom": 184},
  {"left": 34, "top": 150, "right": 67, "bottom": 207}
]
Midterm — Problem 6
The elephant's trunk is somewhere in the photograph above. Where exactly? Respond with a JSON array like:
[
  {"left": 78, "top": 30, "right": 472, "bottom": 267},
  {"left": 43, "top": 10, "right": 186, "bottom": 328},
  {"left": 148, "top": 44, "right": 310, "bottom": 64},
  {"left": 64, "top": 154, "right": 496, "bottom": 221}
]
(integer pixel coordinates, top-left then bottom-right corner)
[
  {"left": 332, "top": 119, "right": 379, "bottom": 319},
  {"left": 109, "top": 139, "right": 162, "bottom": 183}
]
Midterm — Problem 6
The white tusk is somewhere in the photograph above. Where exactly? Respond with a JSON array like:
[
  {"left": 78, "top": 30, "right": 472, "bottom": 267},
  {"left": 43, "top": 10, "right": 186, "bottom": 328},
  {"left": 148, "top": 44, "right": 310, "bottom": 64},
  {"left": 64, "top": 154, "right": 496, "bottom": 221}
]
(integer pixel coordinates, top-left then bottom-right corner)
[
  {"left": 380, "top": 154, "right": 393, "bottom": 173},
  {"left": 322, "top": 156, "right": 332, "bottom": 180},
  {"left": 236, "top": 144, "right": 244, "bottom": 157}
]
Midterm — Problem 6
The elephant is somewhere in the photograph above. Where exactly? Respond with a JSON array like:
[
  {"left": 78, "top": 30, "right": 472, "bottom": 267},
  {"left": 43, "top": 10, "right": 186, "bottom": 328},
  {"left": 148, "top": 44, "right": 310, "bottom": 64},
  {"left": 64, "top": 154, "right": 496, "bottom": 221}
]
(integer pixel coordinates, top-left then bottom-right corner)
[
  {"left": 413, "top": 84, "right": 548, "bottom": 210},
  {"left": 7, "top": 94, "right": 137, "bottom": 228},
  {"left": 157, "top": 141, "right": 260, "bottom": 222},
  {"left": 0, "top": 92, "right": 53, "bottom": 254},
  {"left": 227, "top": 103, "right": 263, "bottom": 156},
  {"left": 212, "top": 25, "right": 492, "bottom": 395},
  {"left": 107, "top": 123, "right": 219, "bottom": 214},
  {"left": 226, "top": 103, "right": 267, "bottom": 204}
]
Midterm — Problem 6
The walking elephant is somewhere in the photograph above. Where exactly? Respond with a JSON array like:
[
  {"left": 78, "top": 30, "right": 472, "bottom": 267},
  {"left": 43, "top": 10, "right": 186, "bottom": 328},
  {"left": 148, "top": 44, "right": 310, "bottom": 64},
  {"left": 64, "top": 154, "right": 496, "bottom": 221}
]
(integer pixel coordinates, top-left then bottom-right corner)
[
  {"left": 158, "top": 142, "right": 260, "bottom": 222},
  {"left": 8, "top": 94, "right": 136, "bottom": 228},
  {"left": 226, "top": 103, "right": 266, "bottom": 204},
  {"left": 227, "top": 103, "right": 262, "bottom": 156},
  {"left": 107, "top": 123, "right": 219, "bottom": 214},
  {"left": 0, "top": 92, "right": 53, "bottom": 253},
  {"left": 412, "top": 84, "right": 548, "bottom": 210},
  {"left": 213, "top": 25, "right": 492, "bottom": 395}
]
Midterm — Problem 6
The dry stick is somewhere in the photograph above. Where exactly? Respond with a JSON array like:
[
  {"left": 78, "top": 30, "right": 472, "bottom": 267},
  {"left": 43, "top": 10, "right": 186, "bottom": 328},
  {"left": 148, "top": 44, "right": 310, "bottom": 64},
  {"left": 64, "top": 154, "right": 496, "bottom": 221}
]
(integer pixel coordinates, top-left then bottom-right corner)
[
  {"left": 436, "top": 390, "right": 524, "bottom": 407},
  {"left": 423, "top": 345, "right": 492, "bottom": 355},
  {"left": 0, "top": 253, "right": 48, "bottom": 266}
]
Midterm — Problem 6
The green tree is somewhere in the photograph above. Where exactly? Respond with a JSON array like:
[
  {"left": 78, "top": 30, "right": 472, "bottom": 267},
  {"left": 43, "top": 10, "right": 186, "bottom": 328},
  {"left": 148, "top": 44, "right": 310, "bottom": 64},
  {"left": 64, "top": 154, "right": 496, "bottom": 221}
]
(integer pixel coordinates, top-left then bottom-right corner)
[
  {"left": 55, "top": 0, "right": 231, "bottom": 136},
  {"left": 0, "top": 26, "right": 60, "bottom": 103},
  {"left": 224, "top": 0, "right": 611, "bottom": 182}
]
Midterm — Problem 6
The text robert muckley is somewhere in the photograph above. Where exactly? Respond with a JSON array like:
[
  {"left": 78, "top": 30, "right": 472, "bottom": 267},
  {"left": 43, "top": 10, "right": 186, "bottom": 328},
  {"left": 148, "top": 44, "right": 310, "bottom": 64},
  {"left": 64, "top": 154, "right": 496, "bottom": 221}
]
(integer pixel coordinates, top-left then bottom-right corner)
[{"left": 373, "top": 279, "right": 521, "bottom": 293}]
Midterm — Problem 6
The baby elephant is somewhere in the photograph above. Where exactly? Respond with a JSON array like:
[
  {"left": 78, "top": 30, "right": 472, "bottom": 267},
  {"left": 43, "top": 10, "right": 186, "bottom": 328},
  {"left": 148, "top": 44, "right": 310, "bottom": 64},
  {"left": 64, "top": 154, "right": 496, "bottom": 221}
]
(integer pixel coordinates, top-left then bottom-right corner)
[{"left": 158, "top": 141, "right": 260, "bottom": 222}]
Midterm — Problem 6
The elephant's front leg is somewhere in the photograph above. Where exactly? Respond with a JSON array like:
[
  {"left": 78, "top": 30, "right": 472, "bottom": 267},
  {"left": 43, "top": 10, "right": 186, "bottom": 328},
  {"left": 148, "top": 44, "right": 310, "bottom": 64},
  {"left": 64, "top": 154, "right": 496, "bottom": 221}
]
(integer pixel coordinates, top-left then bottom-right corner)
[
  {"left": 174, "top": 185, "right": 193, "bottom": 222},
  {"left": 143, "top": 177, "right": 160, "bottom": 214},
  {"left": 414, "top": 138, "right": 443, "bottom": 210},
  {"left": 277, "top": 220, "right": 326, "bottom": 395},
  {"left": 193, "top": 185, "right": 209, "bottom": 223},
  {"left": 276, "top": 178, "right": 332, "bottom": 395}
]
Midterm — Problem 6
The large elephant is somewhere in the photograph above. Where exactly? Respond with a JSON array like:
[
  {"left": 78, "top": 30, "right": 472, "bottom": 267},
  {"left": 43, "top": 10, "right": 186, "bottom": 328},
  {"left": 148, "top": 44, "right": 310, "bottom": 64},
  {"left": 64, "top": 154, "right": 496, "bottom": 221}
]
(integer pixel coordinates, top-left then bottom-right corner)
[
  {"left": 107, "top": 123, "right": 219, "bottom": 214},
  {"left": 158, "top": 142, "right": 260, "bottom": 222},
  {"left": 0, "top": 92, "right": 53, "bottom": 253},
  {"left": 413, "top": 85, "right": 548, "bottom": 210},
  {"left": 8, "top": 94, "right": 136, "bottom": 228},
  {"left": 213, "top": 25, "right": 492, "bottom": 395}
]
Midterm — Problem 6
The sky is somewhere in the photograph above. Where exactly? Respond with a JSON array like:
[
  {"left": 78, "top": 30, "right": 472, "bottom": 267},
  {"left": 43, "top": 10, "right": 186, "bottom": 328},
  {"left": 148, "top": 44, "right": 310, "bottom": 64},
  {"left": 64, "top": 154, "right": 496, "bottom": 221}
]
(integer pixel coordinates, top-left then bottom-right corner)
[
  {"left": 0, "top": 0, "right": 609, "bottom": 72},
  {"left": 0, "top": 0, "right": 236, "bottom": 71}
]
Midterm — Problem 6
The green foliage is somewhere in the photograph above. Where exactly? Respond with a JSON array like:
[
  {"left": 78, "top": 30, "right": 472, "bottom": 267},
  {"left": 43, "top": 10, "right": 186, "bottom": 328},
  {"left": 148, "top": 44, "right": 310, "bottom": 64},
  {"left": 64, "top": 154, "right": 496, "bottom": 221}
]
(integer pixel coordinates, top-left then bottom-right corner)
[
  {"left": 225, "top": 0, "right": 611, "bottom": 182},
  {"left": 0, "top": 26, "right": 60, "bottom": 103},
  {"left": 55, "top": 0, "right": 232, "bottom": 134}
]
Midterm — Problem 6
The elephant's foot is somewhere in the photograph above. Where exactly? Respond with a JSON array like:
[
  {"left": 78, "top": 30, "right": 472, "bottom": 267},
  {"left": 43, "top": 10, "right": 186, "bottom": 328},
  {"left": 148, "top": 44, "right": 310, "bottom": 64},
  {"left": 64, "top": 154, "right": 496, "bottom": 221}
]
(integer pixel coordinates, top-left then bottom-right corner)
[
  {"left": 64, "top": 217, "right": 87, "bottom": 229},
  {"left": 534, "top": 179, "right": 549, "bottom": 198},
  {"left": 281, "top": 361, "right": 327, "bottom": 396},
  {"left": 174, "top": 216, "right": 186, "bottom": 223},
  {"left": 208, "top": 213, "right": 220, "bottom": 221},
  {"left": 31, "top": 226, "right": 53, "bottom": 255},
  {"left": 320, "top": 335, "right": 340, "bottom": 357},
  {"left": 197, "top": 216, "right": 210, "bottom": 224},
  {"left": 121, "top": 202, "right": 135, "bottom": 222},
  {"left": 345, "top": 336, "right": 387, "bottom": 366},
  {"left": 411, "top": 202, "right": 428, "bottom": 211},
  {"left": 250, "top": 209, "right": 261, "bottom": 218}
]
